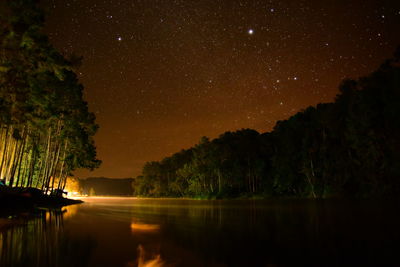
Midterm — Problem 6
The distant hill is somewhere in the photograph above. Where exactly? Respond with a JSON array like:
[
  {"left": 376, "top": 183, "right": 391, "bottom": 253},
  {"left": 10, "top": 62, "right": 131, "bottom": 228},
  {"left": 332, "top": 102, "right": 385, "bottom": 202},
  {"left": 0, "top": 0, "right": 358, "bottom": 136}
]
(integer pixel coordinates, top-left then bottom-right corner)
[{"left": 80, "top": 177, "right": 134, "bottom": 196}]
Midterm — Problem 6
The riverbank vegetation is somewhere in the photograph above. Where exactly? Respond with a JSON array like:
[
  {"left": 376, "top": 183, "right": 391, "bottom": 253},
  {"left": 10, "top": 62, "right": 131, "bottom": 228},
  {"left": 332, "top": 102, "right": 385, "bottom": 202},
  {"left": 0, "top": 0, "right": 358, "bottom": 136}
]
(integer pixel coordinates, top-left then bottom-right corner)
[
  {"left": 133, "top": 48, "right": 400, "bottom": 199},
  {"left": 0, "top": 0, "right": 100, "bottom": 197}
]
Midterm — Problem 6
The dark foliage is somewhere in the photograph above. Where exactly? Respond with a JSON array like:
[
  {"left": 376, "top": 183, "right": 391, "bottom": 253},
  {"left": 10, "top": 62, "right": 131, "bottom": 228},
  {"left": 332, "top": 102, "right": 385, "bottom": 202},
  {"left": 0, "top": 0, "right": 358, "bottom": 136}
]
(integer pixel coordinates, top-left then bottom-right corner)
[
  {"left": 0, "top": 0, "right": 100, "bottom": 192},
  {"left": 134, "top": 48, "right": 400, "bottom": 198}
]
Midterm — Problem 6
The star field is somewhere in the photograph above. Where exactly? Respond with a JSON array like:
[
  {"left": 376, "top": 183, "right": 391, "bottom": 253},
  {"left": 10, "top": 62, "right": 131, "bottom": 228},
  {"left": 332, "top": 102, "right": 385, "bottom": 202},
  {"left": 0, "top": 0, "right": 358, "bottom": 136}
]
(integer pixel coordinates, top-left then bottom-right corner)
[{"left": 43, "top": 0, "right": 400, "bottom": 178}]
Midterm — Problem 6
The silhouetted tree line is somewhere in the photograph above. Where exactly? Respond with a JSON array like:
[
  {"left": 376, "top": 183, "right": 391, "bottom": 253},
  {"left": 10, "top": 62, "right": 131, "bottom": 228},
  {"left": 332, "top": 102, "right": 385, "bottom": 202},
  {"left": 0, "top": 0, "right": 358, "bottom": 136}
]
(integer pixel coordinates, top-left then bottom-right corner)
[
  {"left": 134, "top": 48, "right": 400, "bottom": 198},
  {"left": 0, "top": 0, "right": 100, "bottom": 193},
  {"left": 80, "top": 177, "right": 134, "bottom": 196}
]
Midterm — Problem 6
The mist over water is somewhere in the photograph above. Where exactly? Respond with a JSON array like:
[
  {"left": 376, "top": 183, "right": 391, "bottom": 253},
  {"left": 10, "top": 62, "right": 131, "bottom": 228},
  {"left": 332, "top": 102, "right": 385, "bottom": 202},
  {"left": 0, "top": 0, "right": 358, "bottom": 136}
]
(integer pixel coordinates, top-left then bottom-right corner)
[{"left": 1, "top": 197, "right": 400, "bottom": 266}]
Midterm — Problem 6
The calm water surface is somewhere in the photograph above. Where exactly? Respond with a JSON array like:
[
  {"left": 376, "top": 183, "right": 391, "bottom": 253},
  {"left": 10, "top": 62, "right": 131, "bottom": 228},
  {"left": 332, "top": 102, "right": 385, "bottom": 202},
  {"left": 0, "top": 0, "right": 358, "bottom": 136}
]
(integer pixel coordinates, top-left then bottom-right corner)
[{"left": 1, "top": 197, "right": 400, "bottom": 266}]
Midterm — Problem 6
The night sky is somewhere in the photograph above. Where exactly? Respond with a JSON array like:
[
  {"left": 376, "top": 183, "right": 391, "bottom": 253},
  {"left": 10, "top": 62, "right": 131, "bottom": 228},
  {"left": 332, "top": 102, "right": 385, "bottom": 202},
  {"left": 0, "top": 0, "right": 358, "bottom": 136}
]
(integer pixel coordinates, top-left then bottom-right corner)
[{"left": 42, "top": 0, "right": 400, "bottom": 178}]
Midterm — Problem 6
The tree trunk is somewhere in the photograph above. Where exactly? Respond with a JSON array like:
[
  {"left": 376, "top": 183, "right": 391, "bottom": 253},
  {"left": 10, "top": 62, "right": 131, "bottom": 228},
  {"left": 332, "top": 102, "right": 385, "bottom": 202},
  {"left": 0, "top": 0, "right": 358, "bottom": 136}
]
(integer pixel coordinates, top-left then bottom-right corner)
[
  {"left": 306, "top": 158, "right": 317, "bottom": 199},
  {"left": 0, "top": 126, "right": 10, "bottom": 179}
]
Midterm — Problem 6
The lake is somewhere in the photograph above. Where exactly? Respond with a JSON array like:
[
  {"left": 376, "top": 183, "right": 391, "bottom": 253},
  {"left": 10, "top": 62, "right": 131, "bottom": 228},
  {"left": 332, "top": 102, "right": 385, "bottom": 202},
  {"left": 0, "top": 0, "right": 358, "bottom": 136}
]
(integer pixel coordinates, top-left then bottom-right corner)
[{"left": 1, "top": 197, "right": 400, "bottom": 266}]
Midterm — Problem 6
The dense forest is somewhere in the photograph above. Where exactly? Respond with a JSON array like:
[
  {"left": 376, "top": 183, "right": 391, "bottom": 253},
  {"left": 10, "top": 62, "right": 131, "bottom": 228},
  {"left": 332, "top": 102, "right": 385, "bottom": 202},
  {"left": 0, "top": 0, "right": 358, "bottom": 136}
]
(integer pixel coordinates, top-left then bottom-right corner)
[
  {"left": 0, "top": 0, "right": 100, "bottom": 193},
  {"left": 133, "top": 48, "right": 400, "bottom": 199}
]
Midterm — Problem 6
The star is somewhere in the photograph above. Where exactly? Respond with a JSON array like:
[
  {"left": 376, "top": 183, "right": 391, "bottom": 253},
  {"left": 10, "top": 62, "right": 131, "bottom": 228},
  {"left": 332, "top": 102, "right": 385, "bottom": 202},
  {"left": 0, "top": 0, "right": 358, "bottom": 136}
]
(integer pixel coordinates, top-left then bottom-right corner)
[{"left": 42, "top": 0, "right": 400, "bottom": 179}]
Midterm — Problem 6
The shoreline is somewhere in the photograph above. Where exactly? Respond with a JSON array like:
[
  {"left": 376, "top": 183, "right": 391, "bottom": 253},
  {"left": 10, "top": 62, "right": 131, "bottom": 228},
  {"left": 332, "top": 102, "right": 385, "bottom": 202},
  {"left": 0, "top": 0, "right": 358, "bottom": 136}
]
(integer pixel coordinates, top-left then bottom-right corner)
[
  {"left": 0, "top": 189, "right": 83, "bottom": 233},
  {"left": 0, "top": 187, "right": 83, "bottom": 218},
  {"left": 74, "top": 195, "right": 400, "bottom": 201}
]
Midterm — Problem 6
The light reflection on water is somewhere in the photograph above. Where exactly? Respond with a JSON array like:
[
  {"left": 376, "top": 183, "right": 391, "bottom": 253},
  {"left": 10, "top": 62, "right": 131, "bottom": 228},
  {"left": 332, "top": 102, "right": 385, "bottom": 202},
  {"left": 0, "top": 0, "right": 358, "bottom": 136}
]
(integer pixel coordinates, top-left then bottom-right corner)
[
  {"left": 126, "top": 245, "right": 164, "bottom": 267},
  {"left": 1, "top": 197, "right": 400, "bottom": 267},
  {"left": 131, "top": 222, "right": 160, "bottom": 233},
  {"left": 0, "top": 208, "right": 94, "bottom": 267}
]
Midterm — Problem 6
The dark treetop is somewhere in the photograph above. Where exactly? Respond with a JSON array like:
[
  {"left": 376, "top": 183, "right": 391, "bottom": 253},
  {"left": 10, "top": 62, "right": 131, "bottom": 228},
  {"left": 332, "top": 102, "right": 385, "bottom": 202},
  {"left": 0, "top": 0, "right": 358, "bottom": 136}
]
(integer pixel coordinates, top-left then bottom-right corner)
[{"left": 42, "top": 0, "right": 400, "bottom": 178}]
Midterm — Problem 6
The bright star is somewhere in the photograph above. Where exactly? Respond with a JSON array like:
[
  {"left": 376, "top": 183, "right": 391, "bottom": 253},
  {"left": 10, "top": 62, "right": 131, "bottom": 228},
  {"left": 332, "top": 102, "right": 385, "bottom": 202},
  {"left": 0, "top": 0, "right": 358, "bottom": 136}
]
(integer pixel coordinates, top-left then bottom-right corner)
[
  {"left": 117, "top": 36, "right": 122, "bottom": 41},
  {"left": 248, "top": 29, "right": 254, "bottom": 35}
]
